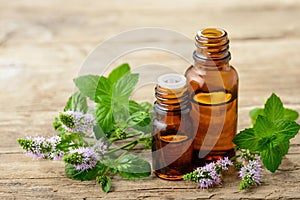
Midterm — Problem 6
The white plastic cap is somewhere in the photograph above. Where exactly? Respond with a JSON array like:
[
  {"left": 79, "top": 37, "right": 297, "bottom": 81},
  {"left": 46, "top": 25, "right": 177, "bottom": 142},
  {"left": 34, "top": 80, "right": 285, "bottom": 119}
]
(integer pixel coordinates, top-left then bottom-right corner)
[{"left": 157, "top": 73, "right": 186, "bottom": 89}]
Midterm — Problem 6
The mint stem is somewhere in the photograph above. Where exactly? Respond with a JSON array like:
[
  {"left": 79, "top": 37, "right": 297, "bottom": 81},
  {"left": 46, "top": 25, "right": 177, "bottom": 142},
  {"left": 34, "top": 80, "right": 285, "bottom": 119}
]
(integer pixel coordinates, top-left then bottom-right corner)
[
  {"left": 109, "top": 131, "right": 143, "bottom": 143},
  {"left": 106, "top": 140, "right": 139, "bottom": 154}
]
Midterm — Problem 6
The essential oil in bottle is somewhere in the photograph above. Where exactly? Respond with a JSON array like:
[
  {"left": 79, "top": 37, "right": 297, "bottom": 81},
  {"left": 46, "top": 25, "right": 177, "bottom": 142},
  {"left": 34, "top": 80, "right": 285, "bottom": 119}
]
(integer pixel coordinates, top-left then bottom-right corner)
[
  {"left": 185, "top": 28, "right": 239, "bottom": 166},
  {"left": 152, "top": 74, "right": 193, "bottom": 180}
]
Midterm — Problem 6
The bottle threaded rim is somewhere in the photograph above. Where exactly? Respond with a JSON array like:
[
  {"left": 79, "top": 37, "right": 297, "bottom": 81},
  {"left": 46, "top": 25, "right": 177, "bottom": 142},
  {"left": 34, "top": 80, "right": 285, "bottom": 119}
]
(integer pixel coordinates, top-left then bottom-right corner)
[{"left": 194, "top": 28, "right": 231, "bottom": 65}]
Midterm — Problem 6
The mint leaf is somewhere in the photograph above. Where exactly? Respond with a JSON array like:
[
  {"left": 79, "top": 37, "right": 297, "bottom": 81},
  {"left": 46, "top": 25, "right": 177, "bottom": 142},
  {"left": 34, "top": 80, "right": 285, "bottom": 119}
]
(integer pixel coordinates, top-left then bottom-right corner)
[
  {"left": 95, "top": 76, "right": 112, "bottom": 103},
  {"left": 93, "top": 124, "right": 106, "bottom": 140},
  {"left": 101, "top": 176, "right": 111, "bottom": 193},
  {"left": 65, "top": 163, "right": 99, "bottom": 181},
  {"left": 253, "top": 115, "right": 275, "bottom": 137},
  {"left": 64, "top": 91, "right": 88, "bottom": 113},
  {"left": 127, "top": 111, "right": 151, "bottom": 127},
  {"left": 139, "top": 102, "right": 153, "bottom": 113},
  {"left": 110, "top": 73, "right": 139, "bottom": 122},
  {"left": 236, "top": 93, "right": 300, "bottom": 173},
  {"left": 108, "top": 63, "right": 130, "bottom": 83},
  {"left": 260, "top": 145, "right": 284, "bottom": 173},
  {"left": 96, "top": 175, "right": 111, "bottom": 193},
  {"left": 233, "top": 128, "right": 258, "bottom": 151},
  {"left": 249, "top": 108, "right": 264, "bottom": 125},
  {"left": 283, "top": 108, "right": 299, "bottom": 121},
  {"left": 250, "top": 107, "right": 299, "bottom": 125},
  {"left": 116, "top": 154, "right": 151, "bottom": 179},
  {"left": 95, "top": 101, "right": 114, "bottom": 133},
  {"left": 264, "top": 93, "right": 284, "bottom": 122},
  {"left": 73, "top": 75, "right": 100, "bottom": 101},
  {"left": 129, "top": 101, "right": 153, "bottom": 114},
  {"left": 252, "top": 116, "right": 299, "bottom": 152},
  {"left": 275, "top": 120, "right": 300, "bottom": 141},
  {"left": 277, "top": 141, "right": 290, "bottom": 156},
  {"left": 113, "top": 73, "right": 139, "bottom": 101},
  {"left": 128, "top": 101, "right": 153, "bottom": 132},
  {"left": 129, "top": 100, "right": 142, "bottom": 114}
]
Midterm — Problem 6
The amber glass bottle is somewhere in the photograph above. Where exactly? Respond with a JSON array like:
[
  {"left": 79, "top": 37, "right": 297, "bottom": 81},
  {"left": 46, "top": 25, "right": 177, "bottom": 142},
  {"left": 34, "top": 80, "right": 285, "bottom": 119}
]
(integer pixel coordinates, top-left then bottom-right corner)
[
  {"left": 152, "top": 74, "right": 193, "bottom": 180},
  {"left": 185, "top": 28, "right": 238, "bottom": 166}
]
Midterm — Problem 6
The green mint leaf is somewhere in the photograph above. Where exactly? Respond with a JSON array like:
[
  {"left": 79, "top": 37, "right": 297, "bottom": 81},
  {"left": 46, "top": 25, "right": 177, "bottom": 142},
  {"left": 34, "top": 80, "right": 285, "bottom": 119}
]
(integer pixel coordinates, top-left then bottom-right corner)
[
  {"left": 128, "top": 101, "right": 153, "bottom": 132},
  {"left": 101, "top": 176, "right": 111, "bottom": 193},
  {"left": 250, "top": 107, "right": 299, "bottom": 126},
  {"left": 112, "top": 73, "right": 139, "bottom": 101},
  {"left": 283, "top": 108, "right": 299, "bottom": 121},
  {"left": 93, "top": 124, "right": 106, "bottom": 140},
  {"left": 129, "top": 101, "right": 153, "bottom": 114},
  {"left": 127, "top": 111, "right": 151, "bottom": 127},
  {"left": 274, "top": 120, "right": 300, "bottom": 141},
  {"left": 239, "top": 93, "right": 300, "bottom": 173},
  {"left": 277, "top": 141, "right": 290, "bottom": 157},
  {"left": 256, "top": 135, "right": 278, "bottom": 152},
  {"left": 73, "top": 75, "right": 100, "bottom": 101},
  {"left": 64, "top": 91, "right": 88, "bottom": 113},
  {"left": 249, "top": 108, "right": 264, "bottom": 125},
  {"left": 232, "top": 128, "right": 258, "bottom": 151},
  {"left": 95, "top": 72, "right": 139, "bottom": 131},
  {"left": 96, "top": 174, "right": 111, "bottom": 193},
  {"left": 139, "top": 102, "right": 153, "bottom": 113},
  {"left": 252, "top": 116, "right": 299, "bottom": 151},
  {"left": 129, "top": 100, "right": 142, "bottom": 114},
  {"left": 260, "top": 145, "right": 284, "bottom": 173},
  {"left": 108, "top": 63, "right": 130, "bottom": 83},
  {"left": 253, "top": 115, "right": 275, "bottom": 137},
  {"left": 109, "top": 73, "right": 139, "bottom": 122},
  {"left": 264, "top": 93, "right": 284, "bottom": 122},
  {"left": 65, "top": 163, "right": 99, "bottom": 181},
  {"left": 95, "top": 76, "right": 112, "bottom": 103},
  {"left": 95, "top": 102, "right": 114, "bottom": 133},
  {"left": 116, "top": 154, "right": 151, "bottom": 179}
]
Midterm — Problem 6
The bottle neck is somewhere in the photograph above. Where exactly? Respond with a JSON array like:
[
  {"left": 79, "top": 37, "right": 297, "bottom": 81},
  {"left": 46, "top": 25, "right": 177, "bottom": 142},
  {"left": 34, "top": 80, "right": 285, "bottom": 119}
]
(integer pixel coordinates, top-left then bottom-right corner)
[
  {"left": 154, "top": 85, "right": 190, "bottom": 113},
  {"left": 193, "top": 28, "right": 231, "bottom": 68}
]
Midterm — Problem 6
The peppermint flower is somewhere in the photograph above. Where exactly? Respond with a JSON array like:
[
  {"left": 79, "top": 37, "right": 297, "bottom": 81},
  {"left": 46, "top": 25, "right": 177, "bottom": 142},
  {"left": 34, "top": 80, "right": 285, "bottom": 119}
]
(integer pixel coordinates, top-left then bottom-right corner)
[
  {"left": 239, "top": 155, "right": 262, "bottom": 190},
  {"left": 216, "top": 157, "right": 233, "bottom": 170},
  {"left": 59, "top": 111, "right": 96, "bottom": 136},
  {"left": 196, "top": 162, "right": 221, "bottom": 188},
  {"left": 64, "top": 147, "right": 99, "bottom": 171},
  {"left": 17, "top": 135, "right": 64, "bottom": 160},
  {"left": 93, "top": 139, "right": 108, "bottom": 156},
  {"left": 183, "top": 157, "right": 233, "bottom": 189}
]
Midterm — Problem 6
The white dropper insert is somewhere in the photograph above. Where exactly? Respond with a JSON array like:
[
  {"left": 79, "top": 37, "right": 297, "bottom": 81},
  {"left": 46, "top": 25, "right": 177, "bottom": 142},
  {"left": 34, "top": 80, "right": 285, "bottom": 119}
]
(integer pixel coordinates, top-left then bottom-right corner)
[{"left": 157, "top": 73, "right": 186, "bottom": 89}]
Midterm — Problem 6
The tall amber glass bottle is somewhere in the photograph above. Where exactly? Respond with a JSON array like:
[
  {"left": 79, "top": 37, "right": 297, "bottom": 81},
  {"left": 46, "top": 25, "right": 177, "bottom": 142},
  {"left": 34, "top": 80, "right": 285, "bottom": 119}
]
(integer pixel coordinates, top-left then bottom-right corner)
[
  {"left": 152, "top": 74, "right": 193, "bottom": 180},
  {"left": 185, "top": 28, "right": 238, "bottom": 166}
]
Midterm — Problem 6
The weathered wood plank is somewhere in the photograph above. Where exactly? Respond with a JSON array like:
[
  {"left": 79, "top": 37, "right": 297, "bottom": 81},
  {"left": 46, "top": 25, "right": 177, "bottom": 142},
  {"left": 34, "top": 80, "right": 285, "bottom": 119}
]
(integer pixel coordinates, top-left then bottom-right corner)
[
  {"left": 0, "top": 0, "right": 299, "bottom": 43},
  {"left": 0, "top": 155, "right": 300, "bottom": 199},
  {"left": 0, "top": 40, "right": 299, "bottom": 107},
  {"left": 1, "top": 149, "right": 299, "bottom": 178},
  {"left": 1, "top": 39, "right": 300, "bottom": 68}
]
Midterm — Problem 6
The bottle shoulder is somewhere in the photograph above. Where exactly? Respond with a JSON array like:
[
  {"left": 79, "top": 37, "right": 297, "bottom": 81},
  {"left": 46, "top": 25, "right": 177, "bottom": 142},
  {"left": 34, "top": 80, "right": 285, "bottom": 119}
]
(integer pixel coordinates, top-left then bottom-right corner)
[
  {"left": 185, "top": 65, "right": 238, "bottom": 77},
  {"left": 185, "top": 65, "right": 238, "bottom": 92}
]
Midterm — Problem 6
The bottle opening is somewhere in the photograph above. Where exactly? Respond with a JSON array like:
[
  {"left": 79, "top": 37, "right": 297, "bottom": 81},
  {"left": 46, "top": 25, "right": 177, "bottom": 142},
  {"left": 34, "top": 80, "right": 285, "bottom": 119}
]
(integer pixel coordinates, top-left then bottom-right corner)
[
  {"left": 197, "top": 28, "right": 226, "bottom": 39},
  {"left": 157, "top": 73, "right": 186, "bottom": 89}
]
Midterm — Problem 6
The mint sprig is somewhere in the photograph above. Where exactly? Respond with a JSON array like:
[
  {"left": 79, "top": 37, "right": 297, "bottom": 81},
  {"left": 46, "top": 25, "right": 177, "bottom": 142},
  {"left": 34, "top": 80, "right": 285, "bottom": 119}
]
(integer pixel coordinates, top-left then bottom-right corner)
[
  {"left": 18, "top": 63, "right": 153, "bottom": 193},
  {"left": 233, "top": 93, "right": 300, "bottom": 173}
]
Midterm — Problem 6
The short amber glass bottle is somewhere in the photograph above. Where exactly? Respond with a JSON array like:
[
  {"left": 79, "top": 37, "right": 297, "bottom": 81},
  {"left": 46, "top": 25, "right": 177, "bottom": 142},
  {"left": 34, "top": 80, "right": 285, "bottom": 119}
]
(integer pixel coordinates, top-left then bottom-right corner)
[
  {"left": 185, "top": 28, "right": 238, "bottom": 166},
  {"left": 152, "top": 74, "right": 193, "bottom": 180}
]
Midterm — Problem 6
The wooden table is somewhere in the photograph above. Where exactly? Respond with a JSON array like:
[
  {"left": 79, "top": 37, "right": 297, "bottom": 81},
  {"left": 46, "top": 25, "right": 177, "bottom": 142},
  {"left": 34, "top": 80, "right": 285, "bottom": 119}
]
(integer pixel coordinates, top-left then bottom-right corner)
[{"left": 1, "top": 0, "right": 300, "bottom": 199}]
